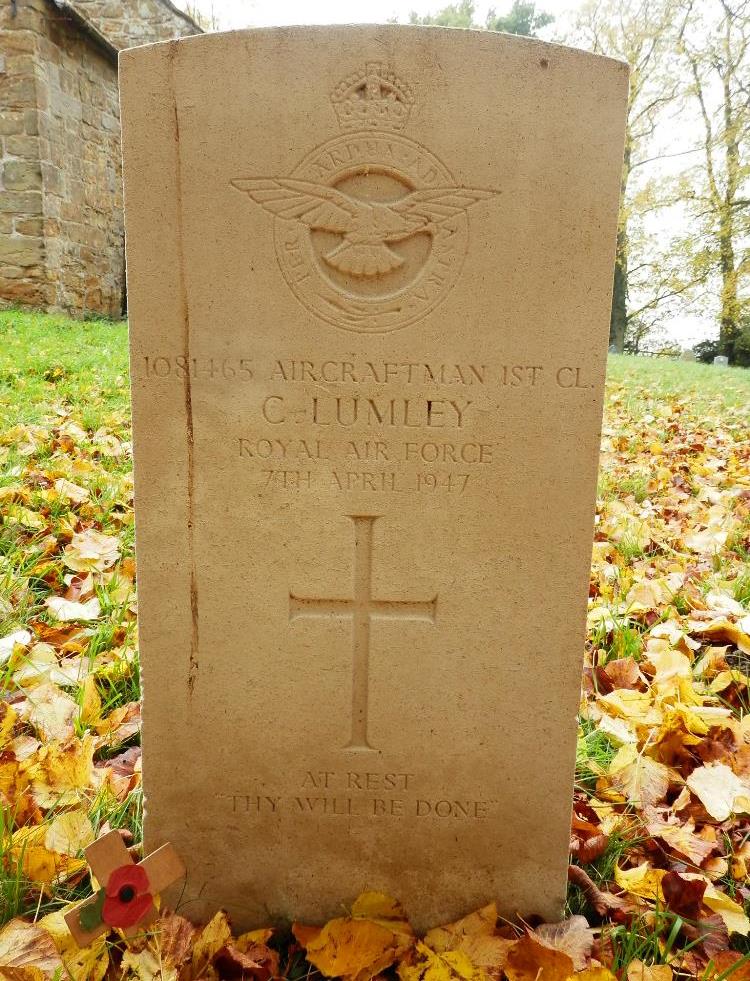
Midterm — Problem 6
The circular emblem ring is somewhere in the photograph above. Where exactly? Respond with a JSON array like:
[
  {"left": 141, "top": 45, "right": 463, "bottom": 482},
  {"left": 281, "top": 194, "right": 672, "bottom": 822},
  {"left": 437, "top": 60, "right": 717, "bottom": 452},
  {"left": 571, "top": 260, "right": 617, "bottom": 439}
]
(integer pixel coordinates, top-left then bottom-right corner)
[{"left": 273, "top": 131, "right": 468, "bottom": 334}]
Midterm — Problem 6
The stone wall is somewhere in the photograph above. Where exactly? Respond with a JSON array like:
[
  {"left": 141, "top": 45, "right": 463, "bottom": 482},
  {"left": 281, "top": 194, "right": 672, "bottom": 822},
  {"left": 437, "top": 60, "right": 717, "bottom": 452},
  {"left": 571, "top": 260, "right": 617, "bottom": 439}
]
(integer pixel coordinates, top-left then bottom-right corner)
[
  {"left": 0, "top": 0, "right": 47, "bottom": 308},
  {"left": 36, "top": 5, "right": 124, "bottom": 315},
  {"left": 70, "top": 0, "right": 199, "bottom": 49},
  {"left": 0, "top": 0, "right": 200, "bottom": 318}
]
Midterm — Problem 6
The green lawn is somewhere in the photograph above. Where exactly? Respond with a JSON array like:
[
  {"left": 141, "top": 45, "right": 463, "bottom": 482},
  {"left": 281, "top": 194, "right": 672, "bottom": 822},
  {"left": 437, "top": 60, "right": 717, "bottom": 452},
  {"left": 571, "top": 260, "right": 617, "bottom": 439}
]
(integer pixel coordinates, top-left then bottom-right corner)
[
  {"left": 2, "top": 309, "right": 749, "bottom": 428},
  {"left": 0, "top": 310, "right": 129, "bottom": 431}
]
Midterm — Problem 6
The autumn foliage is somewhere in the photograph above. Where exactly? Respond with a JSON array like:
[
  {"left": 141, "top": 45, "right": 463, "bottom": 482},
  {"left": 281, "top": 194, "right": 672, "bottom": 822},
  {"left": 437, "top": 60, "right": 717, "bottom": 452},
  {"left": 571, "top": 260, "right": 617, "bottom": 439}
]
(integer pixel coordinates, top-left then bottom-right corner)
[{"left": 1, "top": 318, "right": 750, "bottom": 978}]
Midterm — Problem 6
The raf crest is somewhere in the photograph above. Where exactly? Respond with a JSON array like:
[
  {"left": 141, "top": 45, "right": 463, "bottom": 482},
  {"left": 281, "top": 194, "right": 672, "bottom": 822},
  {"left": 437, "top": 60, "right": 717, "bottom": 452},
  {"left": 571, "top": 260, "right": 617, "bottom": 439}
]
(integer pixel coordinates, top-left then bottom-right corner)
[{"left": 231, "top": 64, "right": 496, "bottom": 334}]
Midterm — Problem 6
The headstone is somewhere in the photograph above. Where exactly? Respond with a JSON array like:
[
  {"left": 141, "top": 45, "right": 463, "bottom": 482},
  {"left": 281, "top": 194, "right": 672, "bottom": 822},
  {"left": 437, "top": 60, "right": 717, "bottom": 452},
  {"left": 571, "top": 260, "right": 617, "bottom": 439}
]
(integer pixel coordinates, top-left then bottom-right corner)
[
  {"left": 120, "top": 27, "right": 628, "bottom": 930},
  {"left": 714, "top": 355, "right": 729, "bottom": 366},
  {"left": 680, "top": 349, "right": 695, "bottom": 362}
]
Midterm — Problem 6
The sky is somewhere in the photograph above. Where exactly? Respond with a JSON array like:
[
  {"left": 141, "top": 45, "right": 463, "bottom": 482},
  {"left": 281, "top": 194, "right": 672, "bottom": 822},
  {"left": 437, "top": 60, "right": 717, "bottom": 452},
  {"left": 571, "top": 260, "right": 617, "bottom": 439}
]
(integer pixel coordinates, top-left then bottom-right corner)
[{"left": 176, "top": 0, "right": 572, "bottom": 35}]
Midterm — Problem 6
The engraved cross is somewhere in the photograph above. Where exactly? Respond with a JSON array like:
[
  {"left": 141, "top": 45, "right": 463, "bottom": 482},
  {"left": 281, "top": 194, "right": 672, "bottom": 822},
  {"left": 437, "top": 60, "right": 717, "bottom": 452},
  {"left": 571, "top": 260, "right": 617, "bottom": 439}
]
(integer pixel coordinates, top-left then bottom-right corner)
[{"left": 290, "top": 514, "right": 437, "bottom": 751}]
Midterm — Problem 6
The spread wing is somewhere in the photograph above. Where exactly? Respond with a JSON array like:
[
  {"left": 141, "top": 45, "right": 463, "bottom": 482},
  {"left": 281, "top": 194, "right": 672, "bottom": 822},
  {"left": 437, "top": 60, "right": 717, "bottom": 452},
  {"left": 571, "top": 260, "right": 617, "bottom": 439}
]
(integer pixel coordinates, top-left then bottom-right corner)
[
  {"left": 389, "top": 187, "right": 496, "bottom": 227},
  {"left": 231, "top": 178, "right": 365, "bottom": 233}
]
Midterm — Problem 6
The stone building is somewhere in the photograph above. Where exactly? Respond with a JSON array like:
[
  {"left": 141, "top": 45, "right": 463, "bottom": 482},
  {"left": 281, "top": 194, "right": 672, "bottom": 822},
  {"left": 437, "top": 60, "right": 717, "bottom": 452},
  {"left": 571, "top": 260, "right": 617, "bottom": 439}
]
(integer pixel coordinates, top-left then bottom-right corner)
[{"left": 0, "top": 0, "right": 200, "bottom": 316}]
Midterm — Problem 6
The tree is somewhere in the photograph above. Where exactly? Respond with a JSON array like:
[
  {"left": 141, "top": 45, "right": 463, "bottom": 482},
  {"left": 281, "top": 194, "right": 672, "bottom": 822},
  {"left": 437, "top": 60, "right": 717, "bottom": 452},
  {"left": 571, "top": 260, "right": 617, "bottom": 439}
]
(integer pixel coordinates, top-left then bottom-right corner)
[
  {"left": 572, "top": 0, "right": 688, "bottom": 352},
  {"left": 677, "top": 0, "right": 750, "bottom": 363},
  {"left": 183, "top": 2, "right": 220, "bottom": 30},
  {"left": 486, "top": 1, "right": 553, "bottom": 34},
  {"left": 408, "top": 0, "right": 553, "bottom": 36}
]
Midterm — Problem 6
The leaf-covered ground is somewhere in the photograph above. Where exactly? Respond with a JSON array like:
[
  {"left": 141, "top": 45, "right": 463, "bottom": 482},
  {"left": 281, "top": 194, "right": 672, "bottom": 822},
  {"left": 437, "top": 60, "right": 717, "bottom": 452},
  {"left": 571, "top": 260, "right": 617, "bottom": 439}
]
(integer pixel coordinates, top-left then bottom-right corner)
[{"left": 1, "top": 310, "right": 750, "bottom": 980}]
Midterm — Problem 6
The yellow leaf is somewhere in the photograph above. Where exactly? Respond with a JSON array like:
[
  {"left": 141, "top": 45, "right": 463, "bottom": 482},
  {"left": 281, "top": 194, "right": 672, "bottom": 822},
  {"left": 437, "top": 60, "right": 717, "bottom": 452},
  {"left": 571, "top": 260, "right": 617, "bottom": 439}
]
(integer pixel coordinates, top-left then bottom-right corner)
[
  {"left": 0, "top": 629, "right": 32, "bottom": 665},
  {"left": 79, "top": 675, "right": 102, "bottom": 726},
  {"left": 574, "top": 970, "right": 618, "bottom": 981},
  {"left": 121, "top": 948, "right": 179, "bottom": 980},
  {"left": 696, "top": 620, "right": 750, "bottom": 656},
  {"left": 598, "top": 690, "right": 654, "bottom": 721},
  {"left": 6, "top": 504, "right": 45, "bottom": 530},
  {"left": 306, "top": 917, "right": 403, "bottom": 981},
  {"left": 191, "top": 910, "right": 232, "bottom": 978},
  {"left": 352, "top": 891, "right": 409, "bottom": 922},
  {"left": 504, "top": 934, "right": 574, "bottom": 981},
  {"left": 44, "top": 809, "right": 95, "bottom": 857},
  {"left": 10, "top": 825, "right": 61, "bottom": 884},
  {"left": 614, "top": 863, "right": 665, "bottom": 902},
  {"left": 423, "top": 905, "right": 511, "bottom": 979},
  {"left": 38, "top": 907, "right": 109, "bottom": 981},
  {"left": 645, "top": 816, "right": 715, "bottom": 865},
  {"left": 21, "top": 682, "right": 77, "bottom": 742},
  {"left": 237, "top": 927, "right": 274, "bottom": 945},
  {"left": 608, "top": 746, "right": 671, "bottom": 807},
  {"left": 54, "top": 478, "right": 90, "bottom": 504},
  {"left": 703, "top": 883, "right": 750, "bottom": 936},
  {"left": 63, "top": 529, "right": 120, "bottom": 573},
  {"left": 425, "top": 904, "right": 497, "bottom": 952},
  {"left": 29, "top": 734, "right": 95, "bottom": 807},
  {"left": 12, "top": 643, "right": 58, "bottom": 688},
  {"left": 399, "top": 942, "right": 486, "bottom": 981},
  {"left": 0, "top": 703, "right": 16, "bottom": 750}
]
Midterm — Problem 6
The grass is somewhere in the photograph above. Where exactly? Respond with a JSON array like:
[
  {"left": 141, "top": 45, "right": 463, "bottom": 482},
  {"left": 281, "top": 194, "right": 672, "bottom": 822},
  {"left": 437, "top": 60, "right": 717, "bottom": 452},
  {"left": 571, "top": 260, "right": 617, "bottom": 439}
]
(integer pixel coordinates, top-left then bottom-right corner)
[{"left": 605, "top": 353, "right": 750, "bottom": 414}]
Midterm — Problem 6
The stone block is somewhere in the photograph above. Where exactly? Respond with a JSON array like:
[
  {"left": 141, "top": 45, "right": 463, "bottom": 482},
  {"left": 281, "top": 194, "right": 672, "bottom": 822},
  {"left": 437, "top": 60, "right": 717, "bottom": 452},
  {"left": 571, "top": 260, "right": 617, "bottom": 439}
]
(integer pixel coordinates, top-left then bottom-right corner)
[
  {"left": 5, "top": 134, "right": 39, "bottom": 157},
  {"left": 0, "top": 30, "right": 36, "bottom": 55},
  {"left": 0, "top": 75, "right": 36, "bottom": 107},
  {"left": 0, "top": 190, "right": 42, "bottom": 214},
  {"left": 15, "top": 216, "right": 42, "bottom": 236},
  {"left": 0, "top": 111, "right": 25, "bottom": 136},
  {"left": 0, "top": 234, "right": 43, "bottom": 266},
  {"left": 3, "top": 159, "right": 42, "bottom": 191}
]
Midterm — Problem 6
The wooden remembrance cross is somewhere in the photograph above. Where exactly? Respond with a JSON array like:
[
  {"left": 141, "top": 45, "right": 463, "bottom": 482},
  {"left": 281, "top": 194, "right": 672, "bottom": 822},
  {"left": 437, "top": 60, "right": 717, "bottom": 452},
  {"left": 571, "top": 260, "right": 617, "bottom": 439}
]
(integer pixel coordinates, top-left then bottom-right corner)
[
  {"left": 65, "top": 830, "right": 185, "bottom": 947},
  {"left": 289, "top": 514, "right": 437, "bottom": 751}
]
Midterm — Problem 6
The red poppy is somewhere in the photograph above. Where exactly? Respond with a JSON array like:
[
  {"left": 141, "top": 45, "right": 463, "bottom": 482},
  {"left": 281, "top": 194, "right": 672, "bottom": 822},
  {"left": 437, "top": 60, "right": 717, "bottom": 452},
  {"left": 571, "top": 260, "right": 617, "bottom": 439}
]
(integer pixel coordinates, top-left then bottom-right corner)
[{"left": 101, "top": 863, "right": 153, "bottom": 928}]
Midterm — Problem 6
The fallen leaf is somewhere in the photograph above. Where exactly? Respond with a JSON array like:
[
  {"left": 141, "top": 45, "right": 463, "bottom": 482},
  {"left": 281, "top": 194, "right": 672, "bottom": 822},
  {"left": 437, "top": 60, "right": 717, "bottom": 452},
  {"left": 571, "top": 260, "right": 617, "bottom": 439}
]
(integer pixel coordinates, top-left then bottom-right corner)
[
  {"left": 63, "top": 529, "right": 120, "bottom": 572},
  {"left": 661, "top": 871, "right": 707, "bottom": 921},
  {"left": 687, "top": 762, "right": 750, "bottom": 821},
  {"left": 533, "top": 916, "right": 594, "bottom": 971},
  {"left": 0, "top": 628, "right": 32, "bottom": 665},
  {"left": 44, "top": 808, "right": 95, "bottom": 856},
  {"left": 609, "top": 746, "right": 672, "bottom": 807},
  {"left": 44, "top": 596, "right": 101, "bottom": 622},
  {"left": 38, "top": 907, "right": 109, "bottom": 981},
  {"left": 627, "top": 960, "right": 673, "bottom": 981},
  {"left": 399, "top": 942, "right": 488, "bottom": 981},
  {"left": 191, "top": 910, "right": 233, "bottom": 978},
  {"left": 304, "top": 916, "right": 405, "bottom": 981},
  {"left": 0, "top": 918, "right": 63, "bottom": 975},
  {"left": 504, "top": 933, "right": 574, "bottom": 981},
  {"left": 614, "top": 863, "right": 665, "bottom": 902}
]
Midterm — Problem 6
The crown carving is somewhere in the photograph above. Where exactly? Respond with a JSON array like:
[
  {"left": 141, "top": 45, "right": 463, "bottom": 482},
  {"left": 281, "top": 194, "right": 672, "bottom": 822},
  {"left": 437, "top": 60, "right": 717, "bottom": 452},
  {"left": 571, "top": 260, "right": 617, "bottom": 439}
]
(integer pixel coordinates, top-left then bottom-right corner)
[{"left": 331, "top": 63, "right": 414, "bottom": 131}]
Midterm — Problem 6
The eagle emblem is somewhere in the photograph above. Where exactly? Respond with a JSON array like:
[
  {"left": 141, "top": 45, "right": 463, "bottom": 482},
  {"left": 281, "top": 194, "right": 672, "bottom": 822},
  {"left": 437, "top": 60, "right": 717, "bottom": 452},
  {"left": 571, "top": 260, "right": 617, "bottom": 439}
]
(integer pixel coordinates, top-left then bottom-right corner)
[
  {"left": 231, "top": 178, "right": 495, "bottom": 279},
  {"left": 230, "top": 62, "right": 497, "bottom": 334}
]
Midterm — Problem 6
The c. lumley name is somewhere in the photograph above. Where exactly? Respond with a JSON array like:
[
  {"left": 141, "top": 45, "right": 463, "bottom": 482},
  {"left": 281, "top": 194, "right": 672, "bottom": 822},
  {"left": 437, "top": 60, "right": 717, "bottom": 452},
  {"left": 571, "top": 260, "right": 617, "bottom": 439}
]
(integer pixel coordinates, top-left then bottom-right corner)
[{"left": 261, "top": 395, "right": 474, "bottom": 428}]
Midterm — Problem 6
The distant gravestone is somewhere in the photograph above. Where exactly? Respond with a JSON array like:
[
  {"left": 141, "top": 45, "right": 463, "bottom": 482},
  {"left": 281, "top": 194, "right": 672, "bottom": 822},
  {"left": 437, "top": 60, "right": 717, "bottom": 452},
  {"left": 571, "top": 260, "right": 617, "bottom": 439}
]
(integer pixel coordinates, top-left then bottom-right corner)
[
  {"left": 120, "top": 28, "right": 628, "bottom": 930},
  {"left": 680, "top": 349, "right": 696, "bottom": 362},
  {"left": 714, "top": 355, "right": 729, "bottom": 366}
]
